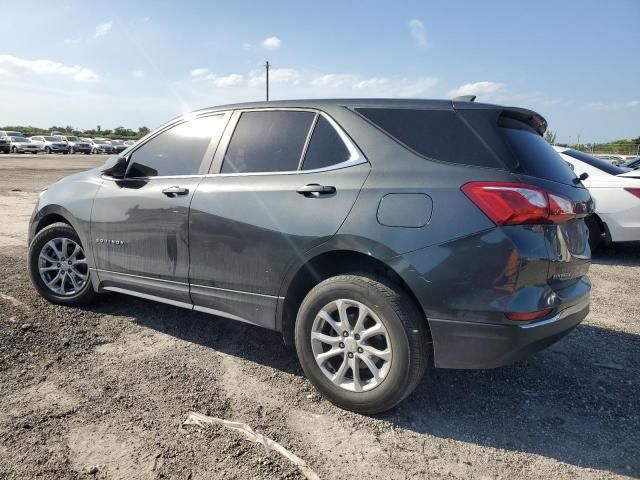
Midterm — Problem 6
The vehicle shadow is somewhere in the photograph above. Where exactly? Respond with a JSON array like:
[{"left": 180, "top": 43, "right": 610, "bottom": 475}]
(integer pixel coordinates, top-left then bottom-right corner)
[
  {"left": 91, "top": 294, "right": 639, "bottom": 477},
  {"left": 591, "top": 241, "right": 640, "bottom": 266}
]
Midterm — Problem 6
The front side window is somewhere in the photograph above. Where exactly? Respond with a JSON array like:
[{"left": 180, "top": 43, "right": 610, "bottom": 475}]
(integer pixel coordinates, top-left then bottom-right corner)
[
  {"left": 302, "top": 116, "right": 351, "bottom": 170},
  {"left": 127, "top": 114, "right": 226, "bottom": 177},
  {"left": 221, "top": 110, "right": 314, "bottom": 173}
]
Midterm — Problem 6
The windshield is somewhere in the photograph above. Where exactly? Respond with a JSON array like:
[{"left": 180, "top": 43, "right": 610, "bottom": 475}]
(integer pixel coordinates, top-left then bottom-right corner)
[
  {"left": 67, "top": 136, "right": 80, "bottom": 142},
  {"left": 6, "top": 132, "right": 23, "bottom": 137},
  {"left": 44, "top": 136, "right": 58, "bottom": 141},
  {"left": 95, "top": 140, "right": 108, "bottom": 144},
  {"left": 563, "top": 149, "right": 630, "bottom": 175},
  {"left": 11, "top": 137, "right": 28, "bottom": 142}
]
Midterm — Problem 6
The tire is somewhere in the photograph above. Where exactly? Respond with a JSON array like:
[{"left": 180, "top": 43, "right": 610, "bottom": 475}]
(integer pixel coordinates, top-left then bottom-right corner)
[
  {"left": 11, "top": 146, "right": 16, "bottom": 153},
  {"left": 84, "top": 151, "right": 90, "bottom": 155},
  {"left": 585, "top": 215, "right": 603, "bottom": 252},
  {"left": 28, "top": 222, "right": 97, "bottom": 306},
  {"left": 70, "top": 147, "right": 75, "bottom": 154},
  {"left": 45, "top": 146, "right": 51, "bottom": 154},
  {"left": 295, "top": 274, "right": 428, "bottom": 414}
]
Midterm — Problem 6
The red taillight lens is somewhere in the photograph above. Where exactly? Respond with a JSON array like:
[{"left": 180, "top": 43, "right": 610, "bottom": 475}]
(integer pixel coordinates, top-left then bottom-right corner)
[
  {"left": 505, "top": 308, "right": 553, "bottom": 322},
  {"left": 625, "top": 188, "right": 640, "bottom": 199},
  {"left": 461, "top": 182, "right": 575, "bottom": 226}
]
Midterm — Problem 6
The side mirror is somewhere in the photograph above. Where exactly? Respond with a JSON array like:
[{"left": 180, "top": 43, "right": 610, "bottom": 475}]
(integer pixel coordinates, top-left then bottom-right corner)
[{"left": 101, "top": 156, "right": 128, "bottom": 179}]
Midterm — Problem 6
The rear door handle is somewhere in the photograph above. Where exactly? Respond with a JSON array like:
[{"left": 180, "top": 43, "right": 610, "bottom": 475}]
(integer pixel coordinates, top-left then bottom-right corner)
[
  {"left": 296, "top": 184, "right": 336, "bottom": 197},
  {"left": 162, "top": 186, "right": 189, "bottom": 197}
]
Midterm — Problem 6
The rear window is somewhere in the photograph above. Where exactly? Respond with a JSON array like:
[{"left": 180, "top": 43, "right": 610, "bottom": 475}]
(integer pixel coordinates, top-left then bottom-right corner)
[
  {"left": 563, "top": 149, "right": 630, "bottom": 176},
  {"left": 501, "top": 128, "right": 578, "bottom": 185},
  {"left": 355, "top": 108, "right": 502, "bottom": 168}
]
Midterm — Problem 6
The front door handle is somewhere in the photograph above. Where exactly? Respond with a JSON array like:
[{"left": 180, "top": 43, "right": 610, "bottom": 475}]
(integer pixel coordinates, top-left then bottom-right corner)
[
  {"left": 162, "top": 186, "right": 189, "bottom": 197},
  {"left": 296, "top": 184, "right": 336, "bottom": 197}
]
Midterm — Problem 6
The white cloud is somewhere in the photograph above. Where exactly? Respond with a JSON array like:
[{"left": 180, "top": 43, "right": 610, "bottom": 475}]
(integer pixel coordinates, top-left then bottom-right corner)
[
  {"left": 0, "top": 54, "right": 99, "bottom": 82},
  {"left": 309, "top": 73, "right": 437, "bottom": 97},
  {"left": 409, "top": 19, "right": 428, "bottom": 48},
  {"left": 131, "top": 69, "right": 145, "bottom": 79},
  {"left": 586, "top": 100, "right": 640, "bottom": 111},
  {"left": 311, "top": 74, "right": 358, "bottom": 88},
  {"left": 353, "top": 77, "right": 389, "bottom": 90},
  {"left": 143, "top": 16, "right": 152, "bottom": 23},
  {"left": 190, "top": 68, "right": 209, "bottom": 78},
  {"left": 261, "top": 36, "right": 282, "bottom": 50},
  {"left": 93, "top": 21, "right": 113, "bottom": 39},
  {"left": 207, "top": 73, "right": 244, "bottom": 87},
  {"left": 448, "top": 81, "right": 505, "bottom": 98},
  {"left": 249, "top": 68, "right": 300, "bottom": 87}
]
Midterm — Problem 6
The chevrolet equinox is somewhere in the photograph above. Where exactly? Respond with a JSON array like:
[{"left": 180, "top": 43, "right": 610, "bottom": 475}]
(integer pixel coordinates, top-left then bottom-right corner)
[{"left": 28, "top": 99, "right": 593, "bottom": 413}]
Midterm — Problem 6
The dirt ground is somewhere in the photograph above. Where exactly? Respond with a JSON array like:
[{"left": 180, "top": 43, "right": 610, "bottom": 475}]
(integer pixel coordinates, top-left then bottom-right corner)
[{"left": 0, "top": 154, "right": 638, "bottom": 479}]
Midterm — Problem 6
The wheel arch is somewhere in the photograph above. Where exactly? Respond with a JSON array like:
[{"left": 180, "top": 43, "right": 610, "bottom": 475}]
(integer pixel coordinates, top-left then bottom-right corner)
[{"left": 276, "top": 247, "right": 428, "bottom": 346}]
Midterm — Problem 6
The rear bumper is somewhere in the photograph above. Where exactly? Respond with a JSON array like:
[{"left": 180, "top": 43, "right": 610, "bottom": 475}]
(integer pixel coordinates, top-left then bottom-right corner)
[{"left": 428, "top": 297, "right": 589, "bottom": 369}]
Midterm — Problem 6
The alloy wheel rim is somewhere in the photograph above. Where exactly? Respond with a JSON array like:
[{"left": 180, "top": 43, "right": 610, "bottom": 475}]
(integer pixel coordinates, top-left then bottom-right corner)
[
  {"left": 38, "top": 237, "right": 89, "bottom": 296},
  {"left": 311, "top": 299, "right": 392, "bottom": 392}
]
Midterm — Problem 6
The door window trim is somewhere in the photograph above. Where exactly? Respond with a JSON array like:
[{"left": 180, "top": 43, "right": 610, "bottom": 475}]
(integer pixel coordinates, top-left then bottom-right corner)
[
  {"left": 110, "top": 111, "right": 232, "bottom": 181},
  {"left": 207, "top": 107, "right": 367, "bottom": 177}
]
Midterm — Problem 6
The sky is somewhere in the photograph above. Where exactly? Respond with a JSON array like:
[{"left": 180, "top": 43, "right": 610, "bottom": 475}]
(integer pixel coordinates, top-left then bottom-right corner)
[{"left": 0, "top": 0, "right": 638, "bottom": 143}]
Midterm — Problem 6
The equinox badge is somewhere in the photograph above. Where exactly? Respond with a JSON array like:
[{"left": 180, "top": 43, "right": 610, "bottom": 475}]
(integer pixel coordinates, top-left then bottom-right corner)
[{"left": 96, "top": 238, "right": 125, "bottom": 246}]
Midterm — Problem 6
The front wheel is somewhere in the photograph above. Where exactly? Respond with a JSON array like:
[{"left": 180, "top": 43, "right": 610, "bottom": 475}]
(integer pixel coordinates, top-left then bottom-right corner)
[
  {"left": 28, "top": 222, "right": 97, "bottom": 306},
  {"left": 295, "top": 275, "right": 429, "bottom": 414},
  {"left": 45, "top": 146, "right": 51, "bottom": 154}
]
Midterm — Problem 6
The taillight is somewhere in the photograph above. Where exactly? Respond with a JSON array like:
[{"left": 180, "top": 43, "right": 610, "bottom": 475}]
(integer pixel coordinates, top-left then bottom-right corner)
[
  {"left": 461, "top": 182, "right": 575, "bottom": 226},
  {"left": 505, "top": 308, "right": 553, "bottom": 322},
  {"left": 625, "top": 188, "right": 640, "bottom": 199}
]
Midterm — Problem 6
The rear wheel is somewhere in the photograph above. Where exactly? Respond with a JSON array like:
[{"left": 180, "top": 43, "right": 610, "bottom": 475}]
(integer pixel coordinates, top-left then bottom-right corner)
[
  {"left": 28, "top": 222, "right": 97, "bottom": 306},
  {"left": 585, "top": 215, "right": 603, "bottom": 252},
  {"left": 295, "top": 274, "right": 428, "bottom": 414}
]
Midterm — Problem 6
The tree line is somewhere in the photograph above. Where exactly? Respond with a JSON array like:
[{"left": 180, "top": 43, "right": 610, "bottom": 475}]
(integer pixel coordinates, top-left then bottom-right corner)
[
  {"left": 0, "top": 125, "right": 150, "bottom": 140},
  {"left": 545, "top": 129, "right": 640, "bottom": 155}
]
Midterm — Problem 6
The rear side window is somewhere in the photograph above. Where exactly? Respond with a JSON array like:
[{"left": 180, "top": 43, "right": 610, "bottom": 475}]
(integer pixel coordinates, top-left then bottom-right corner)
[
  {"left": 127, "top": 115, "right": 226, "bottom": 177},
  {"left": 355, "top": 108, "right": 501, "bottom": 168},
  {"left": 221, "top": 110, "right": 315, "bottom": 173},
  {"left": 302, "top": 116, "right": 351, "bottom": 170},
  {"left": 501, "top": 128, "right": 578, "bottom": 185}
]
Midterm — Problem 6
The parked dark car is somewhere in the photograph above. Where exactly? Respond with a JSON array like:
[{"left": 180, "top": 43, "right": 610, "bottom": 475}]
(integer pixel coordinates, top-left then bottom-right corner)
[
  {"left": 27, "top": 99, "right": 593, "bottom": 413},
  {"left": 623, "top": 156, "right": 640, "bottom": 170},
  {"left": 109, "top": 139, "right": 129, "bottom": 154},
  {"left": 0, "top": 136, "right": 10, "bottom": 153}
]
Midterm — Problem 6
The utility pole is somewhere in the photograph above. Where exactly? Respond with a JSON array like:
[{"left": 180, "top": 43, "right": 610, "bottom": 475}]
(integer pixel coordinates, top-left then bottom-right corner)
[{"left": 265, "top": 61, "right": 270, "bottom": 101}]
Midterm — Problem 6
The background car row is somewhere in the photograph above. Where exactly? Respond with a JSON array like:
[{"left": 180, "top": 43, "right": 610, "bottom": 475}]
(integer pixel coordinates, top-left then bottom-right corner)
[{"left": 0, "top": 130, "right": 136, "bottom": 154}]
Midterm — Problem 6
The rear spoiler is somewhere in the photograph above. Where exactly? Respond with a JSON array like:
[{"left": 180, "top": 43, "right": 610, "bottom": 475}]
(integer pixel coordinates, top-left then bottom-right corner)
[{"left": 499, "top": 107, "right": 548, "bottom": 136}]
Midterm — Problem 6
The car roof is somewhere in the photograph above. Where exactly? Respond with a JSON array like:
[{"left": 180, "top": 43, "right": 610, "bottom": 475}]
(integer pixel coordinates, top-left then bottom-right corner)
[{"left": 187, "top": 98, "right": 523, "bottom": 115}]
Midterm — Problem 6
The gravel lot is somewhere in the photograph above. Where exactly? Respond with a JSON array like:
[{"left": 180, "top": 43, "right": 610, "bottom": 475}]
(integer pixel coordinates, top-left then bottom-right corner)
[{"left": 0, "top": 154, "right": 638, "bottom": 479}]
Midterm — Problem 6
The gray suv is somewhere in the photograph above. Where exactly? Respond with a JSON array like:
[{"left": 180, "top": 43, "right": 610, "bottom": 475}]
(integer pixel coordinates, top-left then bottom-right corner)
[{"left": 27, "top": 99, "right": 593, "bottom": 413}]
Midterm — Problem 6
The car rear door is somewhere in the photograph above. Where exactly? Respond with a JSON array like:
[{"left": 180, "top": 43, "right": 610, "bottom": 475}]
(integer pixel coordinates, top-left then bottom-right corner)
[
  {"left": 188, "top": 109, "right": 370, "bottom": 328},
  {"left": 90, "top": 113, "right": 230, "bottom": 305}
]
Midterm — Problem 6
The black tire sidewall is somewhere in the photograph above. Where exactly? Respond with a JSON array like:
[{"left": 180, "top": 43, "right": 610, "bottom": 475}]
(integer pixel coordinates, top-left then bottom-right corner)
[
  {"left": 295, "top": 277, "right": 413, "bottom": 413},
  {"left": 28, "top": 223, "right": 95, "bottom": 305}
]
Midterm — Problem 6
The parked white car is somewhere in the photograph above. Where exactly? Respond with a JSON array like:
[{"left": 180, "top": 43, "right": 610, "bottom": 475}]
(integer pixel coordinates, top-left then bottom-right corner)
[
  {"left": 554, "top": 146, "right": 640, "bottom": 248},
  {"left": 29, "top": 136, "right": 69, "bottom": 154},
  {"left": 8, "top": 136, "right": 40, "bottom": 154},
  {"left": 82, "top": 138, "right": 114, "bottom": 154}
]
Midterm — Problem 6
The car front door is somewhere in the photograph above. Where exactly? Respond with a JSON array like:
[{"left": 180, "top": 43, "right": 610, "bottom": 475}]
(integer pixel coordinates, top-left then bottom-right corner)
[
  {"left": 188, "top": 109, "right": 370, "bottom": 327},
  {"left": 90, "top": 113, "right": 230, "bottom": 305}
]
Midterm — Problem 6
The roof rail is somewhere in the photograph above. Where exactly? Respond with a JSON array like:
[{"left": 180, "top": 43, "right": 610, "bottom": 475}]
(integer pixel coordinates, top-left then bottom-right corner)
[{"left": 453, "top": 95, "right": 476, "bottom": 102}]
